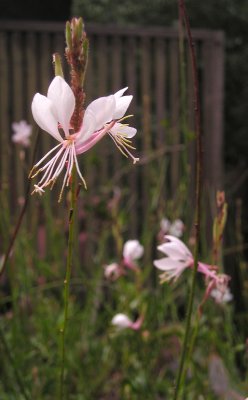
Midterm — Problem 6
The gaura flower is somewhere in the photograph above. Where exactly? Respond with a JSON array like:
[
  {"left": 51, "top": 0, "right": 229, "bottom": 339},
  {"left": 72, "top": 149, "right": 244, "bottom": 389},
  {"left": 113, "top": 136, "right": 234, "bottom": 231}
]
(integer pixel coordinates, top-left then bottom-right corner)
[
  {"left": 160, "top": 218, "right": 184, "bottom": 238},
  {"left": 153, "top": 235, "right": 221, "bottom": 283},
  {"left": 123, "top": 240, "right": 144, "bottom": 267},
  {"left": 30, "top": 76, "right": 138, "bottom": 199},
  {"left": 12, "top": 120, "right": 32, "bottom": 147},
  {"left": 111, "top": 313, "right": 143, "bottom": 331},
  {"left": 104, "top": 239, "right": 144, "bottom": 281},
  {"left": 169, "top": 219, "right": 184, "bottom": 238},
  {"left": 104, "top": 262, "right": 123, "bottom": 281},
  {"left": 210, "top": 286, "right": 233, "bottom": 304}
]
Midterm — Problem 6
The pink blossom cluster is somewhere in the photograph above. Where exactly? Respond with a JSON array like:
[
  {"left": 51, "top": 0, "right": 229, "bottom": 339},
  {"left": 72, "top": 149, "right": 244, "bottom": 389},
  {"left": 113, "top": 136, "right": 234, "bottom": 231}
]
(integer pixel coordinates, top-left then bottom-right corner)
[
  {"left": 154, "top": 235, "right": 232, "bottom": 304},
  {"left": 104, "top": 239, "right": 144, "bottom": 281}
]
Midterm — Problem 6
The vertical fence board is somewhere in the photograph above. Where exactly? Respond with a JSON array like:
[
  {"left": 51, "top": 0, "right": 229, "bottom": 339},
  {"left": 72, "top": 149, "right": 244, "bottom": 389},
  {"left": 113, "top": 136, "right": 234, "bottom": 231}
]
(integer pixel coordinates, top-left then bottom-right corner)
[
  {"left": 169, "top": 39, "right": 180, "bottom": 197},
  {"left": 141, "top": 37, "right": 153, "bottom": 261},
  {"left": 155, "top": 38, "right": 166, "bottom": 145},
  {"left": 11, "top": 32, "right": 25, "bottom": 201},
  {"left": 126, "top": 36, "right": 138, "bottom": 237},
  {"left": 0, "top": 32, "right": 10, "bottom": 189},
  {"left": 97, "top": 36, "right": 108, "bottom": 181},
  {"left": 202, "top": 35, "right": 224, "bottom": 192}
]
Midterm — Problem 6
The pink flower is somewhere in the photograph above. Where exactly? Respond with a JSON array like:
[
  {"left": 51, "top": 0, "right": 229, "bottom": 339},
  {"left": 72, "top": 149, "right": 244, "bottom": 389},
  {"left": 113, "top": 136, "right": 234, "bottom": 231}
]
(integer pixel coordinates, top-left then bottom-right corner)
[
  {"left": 12, "top": 120, "right": 32, "bottom": 147},
  {"left": 111, "top": 313, "right": 143, "bottom": 331},
  {"left": 104, "top": 240, "right": 144, "bottom": 280},
  {"left": 30, "top": 76, "right": 138, "bottom": 198},
  {"left": 104, "top": 263, "right": 123, "bottom": 280},
  {"left": 153, "top": 235, "right": 219, "bottom": 283},
  {"left": 169, "top": 219, "right": 184, "bottom": 237},
  {"left": 123, "top": 240, "right": 144, "bottom": 269},
  {"left": 160, "top": 218, "right": 184, "bottom": 238},
  {"left": 210, "top": 287, "right": 233, "bottom": 304}
]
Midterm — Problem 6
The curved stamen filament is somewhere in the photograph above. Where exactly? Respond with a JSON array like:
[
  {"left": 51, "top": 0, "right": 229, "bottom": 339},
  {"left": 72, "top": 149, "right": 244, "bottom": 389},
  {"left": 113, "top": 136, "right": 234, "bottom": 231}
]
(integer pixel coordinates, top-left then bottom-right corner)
[
  {"left": 29, "top": 142, "right": 63, "bottom": 177},
  {"left": 72, "top": 143, "right": 87, "bottom": 189},
  {"left": 36, "top": 147, "right": 66, "bottom": 186},
  {"left": 108, "top": 132, "right": 139, "bottom": 164}
]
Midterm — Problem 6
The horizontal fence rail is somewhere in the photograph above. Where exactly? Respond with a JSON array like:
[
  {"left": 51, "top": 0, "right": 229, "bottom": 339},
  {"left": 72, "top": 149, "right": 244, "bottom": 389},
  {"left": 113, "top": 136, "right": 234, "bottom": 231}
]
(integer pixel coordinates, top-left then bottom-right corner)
[{"left": 0, "top": 21, "right": 224, "bottom": 260}]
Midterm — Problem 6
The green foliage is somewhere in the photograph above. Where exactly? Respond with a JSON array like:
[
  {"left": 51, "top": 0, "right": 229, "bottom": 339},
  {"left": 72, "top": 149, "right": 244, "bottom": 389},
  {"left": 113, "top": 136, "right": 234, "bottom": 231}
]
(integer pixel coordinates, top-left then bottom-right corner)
[{"left": 0, "top": 183, "right": 247, "bottom": 398}]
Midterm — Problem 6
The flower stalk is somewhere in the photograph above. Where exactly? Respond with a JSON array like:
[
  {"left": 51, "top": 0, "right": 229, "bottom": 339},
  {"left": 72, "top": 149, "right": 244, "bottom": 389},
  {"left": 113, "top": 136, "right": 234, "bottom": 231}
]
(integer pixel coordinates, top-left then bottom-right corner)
[
  {"left": 59, "top": 164, "right": 77, "bottom": 399},
  {"left": 59, "top": 18, "right": 87, "bottom": 398},
  {"left": 173, "top": 0, "right": 203, "bottom": 398}
]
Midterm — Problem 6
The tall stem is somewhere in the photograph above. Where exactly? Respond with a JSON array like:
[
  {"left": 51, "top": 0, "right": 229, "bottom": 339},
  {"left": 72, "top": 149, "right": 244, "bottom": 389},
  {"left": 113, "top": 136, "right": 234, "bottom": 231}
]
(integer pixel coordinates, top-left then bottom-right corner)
[
  {"left": 59, "top": 165, "right": 77, "bottom": 399},
  {"left": 173, "top": 1, "right": 203, "bottom": 398}
]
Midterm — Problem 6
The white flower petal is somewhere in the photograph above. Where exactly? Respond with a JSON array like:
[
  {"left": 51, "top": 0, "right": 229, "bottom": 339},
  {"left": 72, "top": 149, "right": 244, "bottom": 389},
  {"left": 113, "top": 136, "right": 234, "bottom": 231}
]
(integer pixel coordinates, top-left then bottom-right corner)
[
  {"left": 123, "top": 240, "right": 144, "bottom": 260},
  {"left": 47, "top": 76, "right": 75, "bottom": 136},
  {"left": 110, "top": 123, "right": 137, "bottom": 138},
  {"left": 169, "top": 219, "right": 184, "bottom": 237},
  {"left": 31, "top": 94, "right": 62, "bottom": 142},
  {"left": 111, "top": 313, "right": 132, "bottom": 329},
  {"left": 164, "top": 235, "right": 192, "bottom": 259},
  {"left": 113, "top": 95, "right": 133, "bottom": 119},
  {"left": 153, "top": 258, "right": 187, "bottom": 272},
  {"left": 104, "top": 263, "right": 119, "bottom": 279},
  {"left": 76, "top": 108, "right": 97, "bottom": 144},
  {"left": 211, "top": 288, "right": 233, "bottom": 303},
  {"left": 114, "top": 87, "right": 128, "bottom": 99},
  {"left": 157, "top": 242, "right": 186, "bottom": 260},
  {"left": 86, "top": 95, "right": 116, "bottom": 131},
  {"left": 160, "top": 218, "right": 171, "bottom": 233}
]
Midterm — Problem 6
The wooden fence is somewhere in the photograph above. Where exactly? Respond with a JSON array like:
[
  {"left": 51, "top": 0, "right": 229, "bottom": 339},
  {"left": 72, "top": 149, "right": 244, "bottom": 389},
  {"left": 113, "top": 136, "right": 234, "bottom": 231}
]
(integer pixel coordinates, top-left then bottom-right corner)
[{"left": 0, "top": 21, "right": 224, "bottom": 256}]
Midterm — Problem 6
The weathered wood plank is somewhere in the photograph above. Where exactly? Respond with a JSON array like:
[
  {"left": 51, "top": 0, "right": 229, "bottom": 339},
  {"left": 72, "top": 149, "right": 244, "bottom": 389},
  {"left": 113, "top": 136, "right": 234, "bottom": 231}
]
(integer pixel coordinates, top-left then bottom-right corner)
[
  {"left": 202, "top": 38, "right": 224, "bottom": 192},
  {"left": 0, "top": 20, "right": 225, "bottom": 42},
  {"left": 140, "top": 37, "right": 152, "bottom": 253},
  {"left": 0, "top": 32, "right": 10, "bottom": 190},
  {"left": 11, "top": 32, "right": 25, "bottom": 203},
  {"left": 155, "top": 37, "right": 166, "bottom": 145},
  {"left": 169, "top": 39, "right": 180, "bottom": 197}
]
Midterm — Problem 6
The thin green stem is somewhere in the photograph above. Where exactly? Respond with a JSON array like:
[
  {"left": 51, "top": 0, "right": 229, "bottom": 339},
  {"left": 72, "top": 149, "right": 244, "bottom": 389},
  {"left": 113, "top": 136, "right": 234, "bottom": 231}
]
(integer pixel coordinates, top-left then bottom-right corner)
[
  {"left": 59, "top": 164, "right": 77, "bottom": 399},
  {"left": 173, "top": 1, "right": 203, "bottom": 398}
]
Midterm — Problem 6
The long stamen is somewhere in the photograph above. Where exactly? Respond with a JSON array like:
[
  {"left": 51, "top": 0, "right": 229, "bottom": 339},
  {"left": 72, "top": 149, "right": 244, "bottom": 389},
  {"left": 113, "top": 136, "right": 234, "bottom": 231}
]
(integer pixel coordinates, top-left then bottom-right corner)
[
  {"left": 49, "top": 147, "right": 71, "bottom": 184},
  {"left": 36, "top": 147, "right": 65, "bottom": 186},
  {"left": 118, "top": 114, "right": 134, "bottom": 123},
  {"left": 72, "top": 143, "right": 87, "bottom": 189},
  {"left": 108, "top": 133, "right": 128, "bottom": 158},
  {"left": 66, "top": 146, "right": 74, "bottom": 186},
  {"left": 108, "top": 132, "right": 139, "bottom": 164},
  {"left": 115, "top": 135, "right": 136, "bottom": 150},
  {"left": 29, "top": 142, "right": 63, "bottom": 177}
]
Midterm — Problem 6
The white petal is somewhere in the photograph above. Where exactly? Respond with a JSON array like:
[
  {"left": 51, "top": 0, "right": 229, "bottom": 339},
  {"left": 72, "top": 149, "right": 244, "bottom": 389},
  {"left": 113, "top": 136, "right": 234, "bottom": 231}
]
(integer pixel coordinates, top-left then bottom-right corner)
[
  {"left": 113, "top": 95, "right": 133, "bottom": 119},
  {"left": 47, "top": 76, "right": 75, "bottom": 136},
  {"left": 164, "top": 235, "right": 192, "bottom": 258},
  {"left": 153, "top": 258, "right": 188, "bottom": 271},
  {"left": 123, "top": 240, "right": 144, "bottom": 260},
  {"left": 210, "top": 288, "right": 233, "bottom": 303},
  {"left": 104, "top": 263, "right": 119, "bottom": 278},
  {"left": 157, "top": 242, "right": 186, "bottom": 260},
  {"left": 110, "top": 123, "right": 137, "bottom": 138},
  {"left": 76, "top": 108, "right": 97, "bottom": 144},
  {"left": 111, "top": 313, "right": 132, "bottom": 329},
  {"left": 169, "top": 219, "right": 184, "bottom": 237},
  {"left": 86, "top": 95, "right": 116, "bottom": 131},
  {"left": 31, "top": 94, "right": 62, "bottom": 142},
  {"left": 114, "top": 87, "right": 128, "bottom": 99}
]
